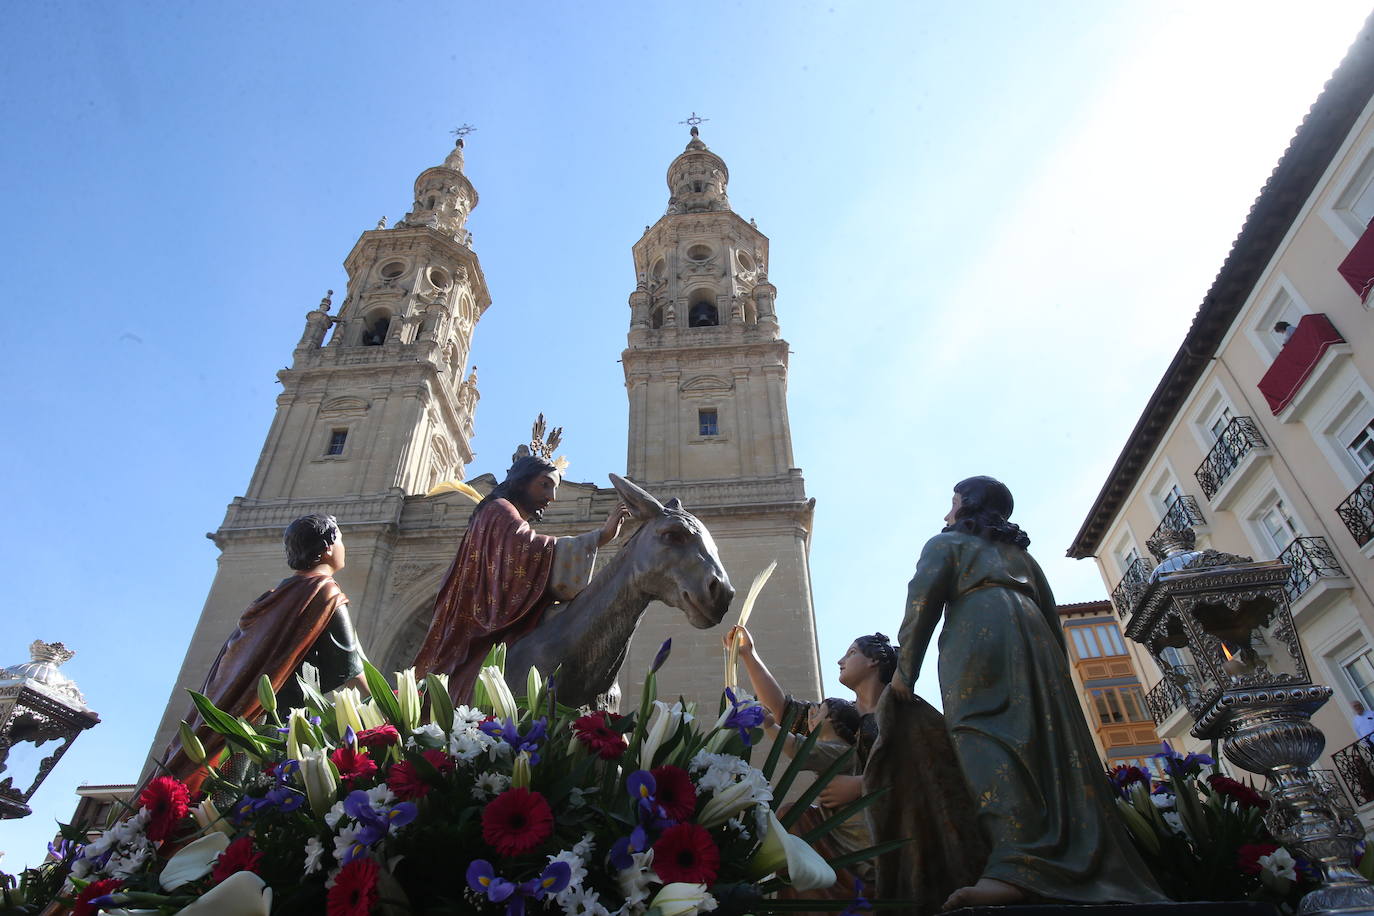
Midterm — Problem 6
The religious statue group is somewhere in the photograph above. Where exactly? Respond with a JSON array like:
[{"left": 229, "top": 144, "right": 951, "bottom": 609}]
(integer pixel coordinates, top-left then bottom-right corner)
[{"left": 163, "top": 418, "right": 1167, "bottom": 913}]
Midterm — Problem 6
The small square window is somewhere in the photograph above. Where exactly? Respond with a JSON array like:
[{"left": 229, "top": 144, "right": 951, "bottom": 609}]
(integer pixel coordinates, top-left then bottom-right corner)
[
  {"left": 327, "top": 429, "right": 348, "bottom": 456},
  {"left": 698, "top": 409, "right": 718, "bottom": 437}
]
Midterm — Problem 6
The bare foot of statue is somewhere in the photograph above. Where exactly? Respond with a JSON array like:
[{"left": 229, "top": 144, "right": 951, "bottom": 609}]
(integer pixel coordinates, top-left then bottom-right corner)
[{"left": 942, "top": 878, "right": 1026, "bottom": 910}]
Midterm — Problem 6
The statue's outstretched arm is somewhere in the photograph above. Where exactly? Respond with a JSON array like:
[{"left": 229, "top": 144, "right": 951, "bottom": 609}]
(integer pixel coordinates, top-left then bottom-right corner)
[{"left": 897, "top": 536, "right": 954, "bottom": 690}]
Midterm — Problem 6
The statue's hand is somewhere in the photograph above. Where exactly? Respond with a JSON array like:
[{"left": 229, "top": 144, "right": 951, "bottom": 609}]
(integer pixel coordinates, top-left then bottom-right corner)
[
  {"left": 598, "top": 502, "right": 631, "bottom": 546},
  {"left": 818, "top": 774, "right": 864, "bottom": 808}
]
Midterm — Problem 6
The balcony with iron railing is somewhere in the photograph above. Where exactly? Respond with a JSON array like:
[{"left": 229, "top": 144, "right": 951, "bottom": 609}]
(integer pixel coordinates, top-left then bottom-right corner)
[
  {"left": 1110, "top": 556, "right": 1154, "bottom": 619},
  {"left": 1278, "top": 536, "right": 1346, "bottom": 604},
  {"left": 1332, "top": 736, "right": 1374, "bottom": 806},
  {"left": 1144, "top": 665, "right": 1201, "bottom": 725},
  {"left": 1336, "top": 468, "right": 1374, "bottom": 548},
  {"left": 1151, "top": 496, "right": 1206, "bottom": 542},
  {"left": 1195, "top": 417, "right": 1268, "bottom": 501}
]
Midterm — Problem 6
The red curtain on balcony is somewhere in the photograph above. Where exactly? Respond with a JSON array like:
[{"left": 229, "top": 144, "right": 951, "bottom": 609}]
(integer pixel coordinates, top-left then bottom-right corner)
[
  {"left": 1257, "top": 313, "right": 1346, "bottom": 413},
  {"left": 1338, "top": 221, "right": 1374, "bottom": 301}
]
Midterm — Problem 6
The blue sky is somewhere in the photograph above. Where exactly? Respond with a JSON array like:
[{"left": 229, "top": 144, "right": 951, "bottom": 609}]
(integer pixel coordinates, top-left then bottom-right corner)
[{"left": 1, "top": 0, "right": 1369, "bottom": 866}]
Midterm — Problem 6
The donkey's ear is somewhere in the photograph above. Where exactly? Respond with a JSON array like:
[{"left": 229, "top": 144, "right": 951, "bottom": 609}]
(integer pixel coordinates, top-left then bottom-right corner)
[
  {"left": 665, "top": 497, "right": 683, "bottom": 511},
  {"left": 609, "top": 473, "right": 664, "bottom": 520}
]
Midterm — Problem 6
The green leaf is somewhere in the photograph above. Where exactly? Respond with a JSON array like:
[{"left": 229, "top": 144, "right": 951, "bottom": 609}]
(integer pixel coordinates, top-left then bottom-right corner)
[
  {"left": 781, "top": 744, "right": 857, "bottom": 829},
  {"left": 800, "top": 785, "right": 889, "bottom": 843},
  {"left": 426, "top": 674, "right": 455, "bottom": 733},
  {"left": 188, "top": 691, "right": 270, "bottom": 756},
  {"left": 760, "top": 704, "right": 802, "bottom": 782},
  {"left": 770, "top": 719, "right": 823, "bottom": 807},
  {"left": 823, "top": 837, "right": 910, "bottom": 870},
  {"left": 363, "top": 661, "right": 404, "bottom": 727}
]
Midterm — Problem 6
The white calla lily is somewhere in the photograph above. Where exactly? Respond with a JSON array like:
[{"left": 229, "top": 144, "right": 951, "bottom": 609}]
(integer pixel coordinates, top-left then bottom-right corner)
[
  {"left": 647, "top": 883, "right": 714, "bottom": 916},
  {"left": 749, "top": 808, "right": 835, "bottom": 891},
  {"left": 177, "top": 870, "right": 272, "bottom": 916},
  {"left": 477, "top": 665, "right": 518, "bottom": 721},
  {"left": 160, "top": 832, "right": 230, "bottom": 891}
]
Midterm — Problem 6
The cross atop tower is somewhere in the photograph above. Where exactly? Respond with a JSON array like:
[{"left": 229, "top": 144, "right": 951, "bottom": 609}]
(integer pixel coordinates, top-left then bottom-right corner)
[{"left": 678, "top": 112, "right": 708, "bottom": 137}]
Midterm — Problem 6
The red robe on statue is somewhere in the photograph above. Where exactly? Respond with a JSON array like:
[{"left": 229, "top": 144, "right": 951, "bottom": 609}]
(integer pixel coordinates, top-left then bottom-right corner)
[{"left": 412, "top": 498, "right": 559, "bottom": 699}]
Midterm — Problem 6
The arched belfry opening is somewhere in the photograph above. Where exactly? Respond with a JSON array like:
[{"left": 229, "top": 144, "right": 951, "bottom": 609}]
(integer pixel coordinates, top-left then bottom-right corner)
[
  {"left": 689, "top": 299, "right": 719, "bottom": 327},
  {"left": 361, "top": 311, "right": 391, "bottom": 346}
]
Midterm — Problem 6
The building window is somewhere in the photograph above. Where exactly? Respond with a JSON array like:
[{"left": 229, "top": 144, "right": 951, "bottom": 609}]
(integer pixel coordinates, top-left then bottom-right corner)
[
  {"left": 1090, "top": 686, "right": 1149, "bottom": 725},
  {"left": 650, "top": 306, "right": 664, "bottom": 330},
  {"left": 1348, "top": 419, "right": 1374, "bottom": 473},
  {"left": 698, "top": 409, "right": 719, "bottom": 437},
  {"left": 1344, "top": 648, "right": 1374, "bottom": 709},
  {"left": 327, "top": 429, "right": 348, "bottom": 456},
  {"left": 1209, "top": 406, "right": 1235, "bottom": 442},
  {"left": 1069, "top": 623, "right": 1128, "bottom": 660},
  {"left": 1257, "top": 496, "right": 1302, "bottom": 555}
]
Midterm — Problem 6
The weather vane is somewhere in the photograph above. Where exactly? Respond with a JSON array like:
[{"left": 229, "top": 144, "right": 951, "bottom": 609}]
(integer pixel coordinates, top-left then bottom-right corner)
[
  {"left": 451, "top": 124, "right": 477, "bottom": 140},
  {"left": 679, "top": 112, "right": 708, "bottom": 133}
]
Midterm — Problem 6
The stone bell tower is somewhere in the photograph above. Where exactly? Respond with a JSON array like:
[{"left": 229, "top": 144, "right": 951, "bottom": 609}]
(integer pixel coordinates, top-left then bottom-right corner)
[
  {"left": 144, "top": 137, "right": 492, "bottom": 769},
  {"left": 618, "top": 125, "right": 823, "bottom": 706}
]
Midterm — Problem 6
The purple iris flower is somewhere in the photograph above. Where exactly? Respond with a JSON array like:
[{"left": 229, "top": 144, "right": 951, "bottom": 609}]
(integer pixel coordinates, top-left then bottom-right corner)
[
  {"left": 47, "top": 838, "right": 77, "bottom": 860},
  {"left": 1152, "top": 740, "right": 1214, "bottom": 778},
  {"left": 479, "top": 716, "right": 548, "bottom": 764},
  {"left": 651, "top": 638, "right": 672, "bottom": 674},
  {"left": 467, "top": 860, "right": 517, "bottom": 903},
  {"left": 609, "top": 824, "right": 650, "bottom": 870},
  {"left": 723, "top": 688, "right": 766, "bottom": 745},
  {"left": 840, "top": 878, "right": 872, "bottom": 916},
  {"left": 343, "top": 790, "right": 418, "bottom": 848},
  {"left": 521, "top": 861, "right": 572, "bottom": 901}
]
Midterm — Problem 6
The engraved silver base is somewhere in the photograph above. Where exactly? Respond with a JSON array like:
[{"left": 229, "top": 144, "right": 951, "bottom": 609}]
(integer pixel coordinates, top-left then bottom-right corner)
[{"left": 1224, "top": 705, "right": 1374, "bottom": 916}]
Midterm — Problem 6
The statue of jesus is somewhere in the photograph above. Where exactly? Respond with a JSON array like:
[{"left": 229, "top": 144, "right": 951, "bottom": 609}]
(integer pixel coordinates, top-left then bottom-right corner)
[{"left": 412, "top": 418, "right": 628, "bottom": 698}]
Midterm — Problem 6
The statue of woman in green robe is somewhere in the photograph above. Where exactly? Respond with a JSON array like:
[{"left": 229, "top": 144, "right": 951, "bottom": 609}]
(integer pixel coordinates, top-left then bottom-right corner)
[{"left": 893, "top": 476, "right": 1167, "bottom": 909}]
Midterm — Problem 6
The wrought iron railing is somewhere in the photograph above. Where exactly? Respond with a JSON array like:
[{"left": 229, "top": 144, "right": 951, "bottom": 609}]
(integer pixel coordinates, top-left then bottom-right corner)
[
  {"left": 1332, "top": 736, "right": 1374, "bottom": 806},
  {"left": 1336, "top": 468, "right": 1374, "bottom": 548},
  {"left": 1151, "top": 496, "right": 1207, "bottom": 541},
  {"left": 1194, "top": 417, "right": 1268, "bottom": 500},
  {"left": 1143, "top": 665, "right": 1201, "bottom": 725},
  {"left": 1110, "top": 556, "right": 1155, "bottom": 619},
  {"left": 1278, "top": 536, "right": 1346, "bottom": 603}
]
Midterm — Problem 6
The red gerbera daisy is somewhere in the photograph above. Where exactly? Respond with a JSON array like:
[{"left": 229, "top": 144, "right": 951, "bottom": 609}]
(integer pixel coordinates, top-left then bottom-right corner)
[
  {"left": 356, "top": 725, "right": 401, "bottom": 750},
  {"left": 482, "top": 787, "right": 554, "bottom": 857},
  {"left": 572, "top": 712, "right": 627, "bottom": 760},
  {"left": 73, "top": 878, "right": 122, "bottom": 916},
  {"left": 327, "top": 856, "right": 379, "bottom": 916},
  {"left": 386, "top": 748, "right": 452, "bottom": 800},
  {"left": 653, "top": 823, "right": 720, "bottom": 885},
  {"left": 651, "top": 765, "right": 698, "bottom": 822},
  {"left": 330, "top": 746, "right": 379, "bottom": 787},
  {"left": 139, "top": 775, "right": 191, "bottom": 842},
  {"left": 211, "top": 835, "right": 264, "bottom": 883},
  {"left": 1207, "top": 773, "right": 1270, "bottom": 810}
]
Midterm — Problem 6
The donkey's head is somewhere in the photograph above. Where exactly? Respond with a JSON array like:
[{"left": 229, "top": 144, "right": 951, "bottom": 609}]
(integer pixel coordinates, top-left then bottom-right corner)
[{"left": 610, "top": 473, "right": 734, "bottom": 628}]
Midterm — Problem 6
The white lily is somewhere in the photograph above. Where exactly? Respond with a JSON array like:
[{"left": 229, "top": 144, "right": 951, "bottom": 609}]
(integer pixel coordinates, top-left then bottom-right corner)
[
  {"left": 358, "top": 698, "right": 385, "bottom": 730},
  {"left": 512, "top": 750, "right": 533, "bottom": 789},
  {"left": 160, "top": 833, "right": 230, "bottom": 891},
  {"left": 178, "top": 721, "right": 206, "bottom": 765},
  {"left": 178, "top": 870, "right": 272, "bottom": 915},
  {"left": 286, "top": 708, "right": 314, "bottom": 763},
  {"left": 299, "top": 746, "right": 338, "bottom": 816},
  {"left": 395, "top": 668, "right": 422, "bottom": 731},
  {"left": 647, "top": 883, "right": 717, "bottom": 916},
  {"left": 192, "top": 798, "right": 234, "bottom": 838},
  {"left": 639, "top": 700, "right": 687, "bottom": 769},
  {"left": 747, "top": 808, "right": 835, "bottom": 891},
  {"left": 332, "top": 687, "right": 366, "bottom": 738},
  {"left": 697, "top": 772, "right": 772, "bottom": 827},
  {"left": 477, "top": 665, "right": 519, "bottom": 721},
  {"left": 526, "top": 665, "right": 544, "bottom": 710}
]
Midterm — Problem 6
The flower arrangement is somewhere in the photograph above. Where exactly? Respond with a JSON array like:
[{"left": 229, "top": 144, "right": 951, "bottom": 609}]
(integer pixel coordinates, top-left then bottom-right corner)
[
  {"left": 25, "top": 641, "right": 889, "bottom": 915},
  {"left": 1111, "top": 742, "right": 1318, "bottom": 907}
]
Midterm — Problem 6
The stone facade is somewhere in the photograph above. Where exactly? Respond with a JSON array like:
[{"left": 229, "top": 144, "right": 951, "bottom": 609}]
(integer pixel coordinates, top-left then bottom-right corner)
[{"left": 144, "top": 130, "right": 821, "bottom": 771}]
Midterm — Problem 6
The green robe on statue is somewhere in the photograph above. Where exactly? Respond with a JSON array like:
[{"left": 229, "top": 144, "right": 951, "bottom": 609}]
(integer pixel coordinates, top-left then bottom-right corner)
[{"left": 898, "top": 530, "right": 1166, "bottom": 904}]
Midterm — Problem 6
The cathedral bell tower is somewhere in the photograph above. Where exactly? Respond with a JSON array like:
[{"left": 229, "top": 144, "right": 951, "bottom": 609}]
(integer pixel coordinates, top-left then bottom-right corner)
[
  {"left": 144, "top": 138, "right": 492, "bottom": 771},
  {"left": 618, "top": 126, "right": 822, "bottom": 708}
]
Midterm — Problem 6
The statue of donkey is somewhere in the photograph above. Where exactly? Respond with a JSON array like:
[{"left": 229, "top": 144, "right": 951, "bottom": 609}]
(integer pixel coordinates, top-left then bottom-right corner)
[{"left": 503, "top": 473, "right": 734, "bottom": 708}]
